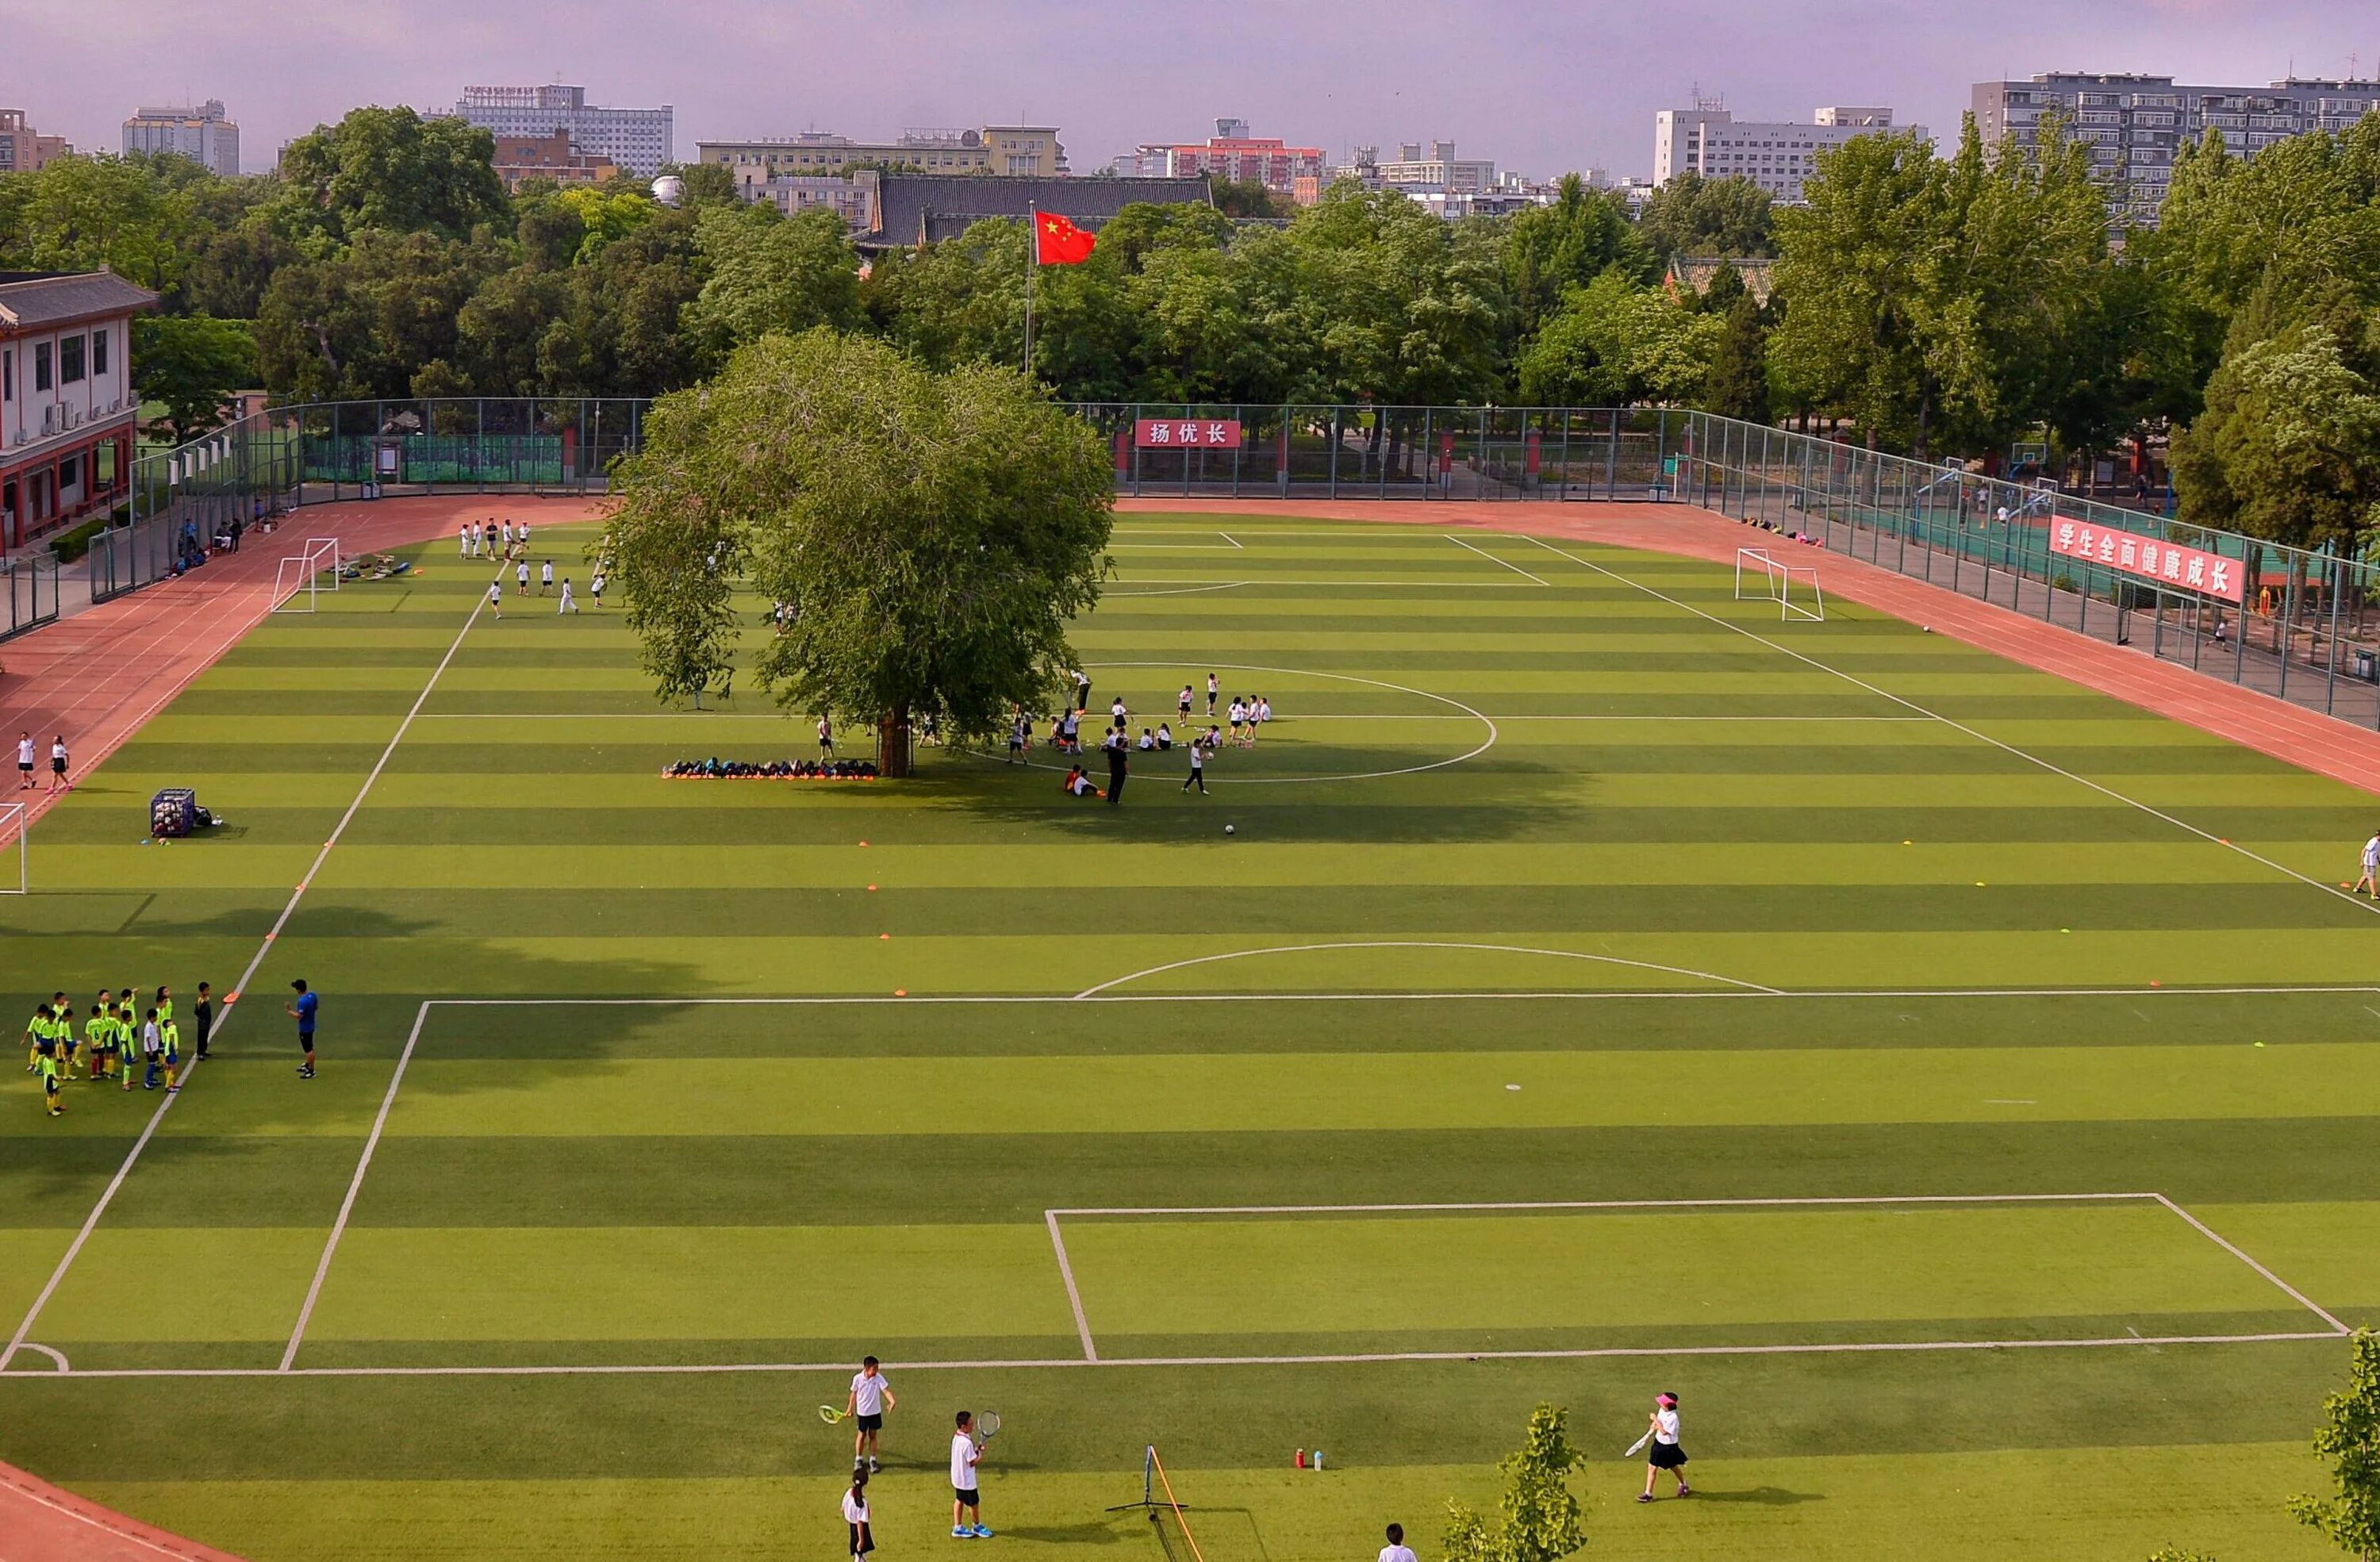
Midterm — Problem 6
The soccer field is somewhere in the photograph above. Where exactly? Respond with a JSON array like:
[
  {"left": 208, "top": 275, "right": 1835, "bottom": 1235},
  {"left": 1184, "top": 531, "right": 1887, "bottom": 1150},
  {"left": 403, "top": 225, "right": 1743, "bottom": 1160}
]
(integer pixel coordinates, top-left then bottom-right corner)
[{"left": 2, "top": 511, "right": 2377, "bottom": 1560}]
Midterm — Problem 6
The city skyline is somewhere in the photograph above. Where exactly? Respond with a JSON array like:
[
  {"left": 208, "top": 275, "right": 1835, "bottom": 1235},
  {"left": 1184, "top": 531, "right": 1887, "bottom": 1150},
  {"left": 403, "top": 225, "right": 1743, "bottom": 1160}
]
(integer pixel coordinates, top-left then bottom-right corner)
[{"left": 4, "top": 0, "right": 2374, "bottom": 178}]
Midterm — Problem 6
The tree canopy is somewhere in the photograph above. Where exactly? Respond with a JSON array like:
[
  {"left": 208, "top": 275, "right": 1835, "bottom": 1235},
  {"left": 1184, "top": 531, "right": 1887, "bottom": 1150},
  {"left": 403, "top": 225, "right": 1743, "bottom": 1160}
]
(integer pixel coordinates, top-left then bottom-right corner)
[{"left": 604, "top": 331, "right": 1114, "bottom": 768}]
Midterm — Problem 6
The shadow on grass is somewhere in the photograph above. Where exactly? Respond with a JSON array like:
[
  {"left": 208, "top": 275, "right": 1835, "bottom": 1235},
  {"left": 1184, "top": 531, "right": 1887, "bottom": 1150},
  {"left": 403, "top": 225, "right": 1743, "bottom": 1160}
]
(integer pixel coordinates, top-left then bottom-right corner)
[{"left": 1685, "top": 1484, "right": 1825, "bottom": 1506}]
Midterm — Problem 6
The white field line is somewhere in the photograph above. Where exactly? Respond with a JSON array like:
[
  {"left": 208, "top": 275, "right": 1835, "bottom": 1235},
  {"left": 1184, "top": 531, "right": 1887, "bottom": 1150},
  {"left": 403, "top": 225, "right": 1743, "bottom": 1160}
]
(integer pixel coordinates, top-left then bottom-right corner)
[
  {"left": 13, "top": 1343, "right": 68, "bottom": 1372},
  {"left": 1046, "top": 1211, "right": 1099, "bottom": 1362},
  {"left": 1107, "top": 577, "right": 1553, "bottom": 589},
  {"left": 1219, "top": 532, "right": 1243, "bottom": 550},
  {"left": 414, "top": 984, "right": 2380, "bottom": 1008},
  {"left": 0, "top": 594, "right": 485, "bottom": 1374},
  {"left": 1051, "top": 1192, "right": 2167, "bottom": 1217},
  {"left": 1103, "top": 581, "right": 1257, "bottom": 598},
  {"left": 408, "top": 710, "right": 1937, "bottom": 723},
  {"left": 279, "top": 1002, "right": 432, "bottom": 1371},
  {"left": 1521, "top": 533, "right": 2380, "bottom": 919},
  {"left": 1071, "top": 940, "right": 1783, "bottom": 1000},
  {"left": 2153, "top": 1192, "right": 2351, "bottom": 1334},
  {"left": 1446, "top": 534, "right": 1551, "bottom": 585},
  {"left": 21, "top": 1334, "right": 2345, "bottom": 1382}
]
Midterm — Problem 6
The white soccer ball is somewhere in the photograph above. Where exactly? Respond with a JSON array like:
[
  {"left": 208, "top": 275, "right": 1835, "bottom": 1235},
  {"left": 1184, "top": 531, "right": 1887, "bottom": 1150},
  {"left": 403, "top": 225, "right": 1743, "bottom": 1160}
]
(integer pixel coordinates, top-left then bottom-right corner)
[{"left": 1224, "top": 824, "right": 1236, "bottom": 835}]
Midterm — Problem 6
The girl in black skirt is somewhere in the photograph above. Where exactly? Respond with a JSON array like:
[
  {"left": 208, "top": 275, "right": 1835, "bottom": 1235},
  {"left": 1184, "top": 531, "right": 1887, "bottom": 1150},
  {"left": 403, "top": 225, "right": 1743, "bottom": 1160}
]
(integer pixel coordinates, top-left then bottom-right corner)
[
  {"left": 842, "top": 1468, "right": 875, "bottom": 1558},
  {"left": 1639, "top": 1391, "right": 1690, "bottom": 1502}
]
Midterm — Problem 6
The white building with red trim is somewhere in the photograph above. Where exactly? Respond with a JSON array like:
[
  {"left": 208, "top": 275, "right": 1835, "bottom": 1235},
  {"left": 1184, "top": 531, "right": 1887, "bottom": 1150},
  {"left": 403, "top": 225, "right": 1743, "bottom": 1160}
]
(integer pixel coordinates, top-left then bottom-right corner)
[{"left": 0, "top": 270, "right": 158, "bottom": 548}]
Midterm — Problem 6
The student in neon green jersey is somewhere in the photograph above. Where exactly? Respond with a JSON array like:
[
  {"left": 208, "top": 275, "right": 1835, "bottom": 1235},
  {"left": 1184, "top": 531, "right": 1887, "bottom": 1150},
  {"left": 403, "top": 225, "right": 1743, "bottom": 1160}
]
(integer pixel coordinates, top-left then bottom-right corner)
[
  {"left": 160, "top": 1013, "right": 182, "bottom": 1093},
  {"left": 25, "top": 1000, "right": 52, "bottom": 1073},
  {"left": 116, "top": 994, "right": 137, "bottom": 1092},
  {"left": 85, "top": 1004, "right": 110, "bottom": 1081},
  {"left": 155, "top": 985, "right": 174, "bottom": 1030},
  {"left": 56, "top": 996, "right": 79, "bottom": 1077},
  {"left": 36, "top": 1049, "right": 61, "bottom": 1117}
]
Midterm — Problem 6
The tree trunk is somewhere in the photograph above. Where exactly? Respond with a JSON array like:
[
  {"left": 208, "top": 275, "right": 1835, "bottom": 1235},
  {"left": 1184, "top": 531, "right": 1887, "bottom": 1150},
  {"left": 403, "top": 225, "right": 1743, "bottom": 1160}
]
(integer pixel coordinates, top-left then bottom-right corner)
[{"left": 877, "top": 710, "right": 912, "bottom": 778}]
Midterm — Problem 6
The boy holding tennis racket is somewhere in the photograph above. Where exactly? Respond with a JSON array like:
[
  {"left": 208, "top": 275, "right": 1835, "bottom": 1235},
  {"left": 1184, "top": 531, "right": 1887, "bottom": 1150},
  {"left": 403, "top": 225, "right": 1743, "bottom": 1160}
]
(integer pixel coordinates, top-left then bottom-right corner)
[
  {"left": 950, "top": 1410, "right": 989, "bottom": 1538},
  {"left": 846, "top": 1357, "right": 894, "bottom": 1472}
]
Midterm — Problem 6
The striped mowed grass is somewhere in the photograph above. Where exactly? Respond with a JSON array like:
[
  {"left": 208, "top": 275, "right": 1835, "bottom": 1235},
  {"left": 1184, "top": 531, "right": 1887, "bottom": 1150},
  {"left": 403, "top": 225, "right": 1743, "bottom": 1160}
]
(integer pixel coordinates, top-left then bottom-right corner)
[{"left": 1, "top": 512, "right": 2376, "bottom": 1560}]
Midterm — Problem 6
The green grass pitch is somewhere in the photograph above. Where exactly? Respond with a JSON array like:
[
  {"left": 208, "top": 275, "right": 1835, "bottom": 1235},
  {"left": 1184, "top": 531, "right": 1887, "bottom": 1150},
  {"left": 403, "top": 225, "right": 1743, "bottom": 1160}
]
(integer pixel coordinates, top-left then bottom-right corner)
[{"left": 3, "top": 512, "right": 2378, "bottom": 1560}]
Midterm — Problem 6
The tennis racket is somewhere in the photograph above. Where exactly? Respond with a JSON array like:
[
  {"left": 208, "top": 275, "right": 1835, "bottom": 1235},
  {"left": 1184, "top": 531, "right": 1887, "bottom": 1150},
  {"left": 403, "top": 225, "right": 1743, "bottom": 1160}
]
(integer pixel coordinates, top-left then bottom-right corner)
[
  {"left": 977, "top": 1410, "right": 1002, "bottom": 1443},
  {"left": 819, "top": 1405, "right": 848, "bottom": 1426},
  {"left": 1623, "top": 1431, "right": 1652, "bottom": 1458}
]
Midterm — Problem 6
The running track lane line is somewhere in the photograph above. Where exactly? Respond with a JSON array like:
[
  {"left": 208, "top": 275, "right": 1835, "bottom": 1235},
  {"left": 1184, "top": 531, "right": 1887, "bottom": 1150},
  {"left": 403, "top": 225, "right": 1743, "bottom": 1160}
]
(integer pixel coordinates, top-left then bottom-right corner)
[
  {"left": 1518, "top": 533, "right": 2380, "bottom": 922},
  {"left": 278, "top": 1004, "right": 432, "bottom": 1369},
  {"left": 0, "top": 595, "right": 486, "bottom": 1375}
]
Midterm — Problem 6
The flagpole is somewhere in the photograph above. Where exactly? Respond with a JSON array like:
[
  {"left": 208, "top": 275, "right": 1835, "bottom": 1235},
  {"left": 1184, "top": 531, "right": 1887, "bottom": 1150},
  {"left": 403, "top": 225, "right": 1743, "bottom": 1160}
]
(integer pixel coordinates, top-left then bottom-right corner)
[{"left": 1023, "top": 205, "right": 1036, "bottom": 378}]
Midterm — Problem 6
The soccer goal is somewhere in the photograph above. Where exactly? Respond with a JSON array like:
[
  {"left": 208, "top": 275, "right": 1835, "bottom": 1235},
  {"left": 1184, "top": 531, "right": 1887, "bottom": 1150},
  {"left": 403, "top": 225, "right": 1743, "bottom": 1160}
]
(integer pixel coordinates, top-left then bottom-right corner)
[
  {"left": 1733, "top": 546, "right": 1826, "bottom": 622},
  {"left": 0, "top": 803, "right": 26, "bottom": 894},
  {"left": 272, "top": 538, "right": 341, "bottom": 614}
]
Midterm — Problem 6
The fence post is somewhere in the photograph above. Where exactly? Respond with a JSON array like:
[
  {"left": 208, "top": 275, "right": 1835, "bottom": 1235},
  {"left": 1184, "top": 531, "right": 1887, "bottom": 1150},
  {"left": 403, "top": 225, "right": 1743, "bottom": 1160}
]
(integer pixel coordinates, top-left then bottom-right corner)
[{"left": 2324, "top": 548, "right": 2344, "bottom": 715}]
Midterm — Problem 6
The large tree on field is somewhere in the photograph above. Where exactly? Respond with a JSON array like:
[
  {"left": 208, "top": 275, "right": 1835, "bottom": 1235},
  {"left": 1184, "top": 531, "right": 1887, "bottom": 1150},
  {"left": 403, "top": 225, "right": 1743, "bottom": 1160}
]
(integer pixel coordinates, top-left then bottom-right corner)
[{"left": 604, "top": 329, "right": 1114, "bottom": 774}]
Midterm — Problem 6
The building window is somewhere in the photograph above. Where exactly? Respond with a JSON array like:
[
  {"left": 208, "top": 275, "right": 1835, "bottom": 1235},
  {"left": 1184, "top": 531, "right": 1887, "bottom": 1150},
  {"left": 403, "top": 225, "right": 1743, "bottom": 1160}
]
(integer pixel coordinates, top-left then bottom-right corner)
[
  {"left": 60, "top": 334, "right": 83, "bottom": 384},
  {"left": 33, "top": 342, "right": 50, "bottom": 392},
  {"left": 59, "top": 454, "right": 77, "bottom": 489},
  {"left": 2, "top": 347, "right": 10, "bottom": 403}
]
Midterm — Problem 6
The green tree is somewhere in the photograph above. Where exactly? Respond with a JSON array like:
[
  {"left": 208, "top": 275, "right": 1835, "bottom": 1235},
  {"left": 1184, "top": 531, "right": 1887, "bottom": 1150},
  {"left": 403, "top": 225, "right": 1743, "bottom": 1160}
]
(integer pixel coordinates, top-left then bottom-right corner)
[
  {"left": 866, "top": 217, "right": 1027, "bottom": 374},
  {"left": 605, "top": 331, "right": 1113, "bottom": 771},
  {"left": 1704, "top": 291, "right": 1772, "bottom": 422},
  {"left": 681, "top": 204, "right": 862, "bottom": 367},
  {"left": 253, "top": 230, "right": 501, "bottom": 400},
  {"left": 1502, "top": 173, "right": 1654, "bottom": 339},
  {"left": 1207, "top": 174, "right": 1288, "bottom": 218},
  {"left": 0, "top": 154, "right": 195, "bottom": 291},
  {"left": 274, "top": 106, "right": 509, "bottom": 251},
  {"left": 2171, "top": 321, "right": 2380, "bottom": 555},
  {"left": 1441, "top": 1404, "right": 1588, "bottom": 1562},
  {"left": 2291, "top": 1329, "right": 2380, "bottom": 1560},
  {"left": 1636, "top": 171, "right": 1775, "bottom": 263},
  {"left": 133, "top": 315, "right": 256, "bottom": 443},
  {"left": 1516, "top": 271, "right": 1723, "bottom": 406}
]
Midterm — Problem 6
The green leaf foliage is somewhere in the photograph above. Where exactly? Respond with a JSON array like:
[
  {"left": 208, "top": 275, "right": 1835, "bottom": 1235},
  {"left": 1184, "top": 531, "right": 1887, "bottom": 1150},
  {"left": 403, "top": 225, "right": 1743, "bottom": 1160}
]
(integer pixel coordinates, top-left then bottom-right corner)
[
  {"left": 2292, "top": 1330, "right": 2380, "bottom": 1560},
  {"left": 605, "top": 330, "right": 1114, "bottom": 739},
  {"left": 132, "top": 315, "right": 256, "bottom": 443},
  {"left": 1441, "top": 1403, "right": 1588, "bottom": 1562}
]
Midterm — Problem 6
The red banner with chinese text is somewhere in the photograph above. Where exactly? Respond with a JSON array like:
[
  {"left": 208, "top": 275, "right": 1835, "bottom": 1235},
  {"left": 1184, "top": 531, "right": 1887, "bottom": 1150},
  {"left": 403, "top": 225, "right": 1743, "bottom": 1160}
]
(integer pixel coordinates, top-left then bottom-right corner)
[{"left": 2048, "top": 517, "right": 2243, "bottom": 603}]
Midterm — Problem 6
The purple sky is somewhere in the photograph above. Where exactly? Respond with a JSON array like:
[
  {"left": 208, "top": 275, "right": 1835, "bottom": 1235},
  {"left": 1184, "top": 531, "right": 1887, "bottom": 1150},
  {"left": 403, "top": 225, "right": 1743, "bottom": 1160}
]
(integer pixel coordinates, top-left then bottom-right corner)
[{"left": 6, "top": 0, "right": 2374, "bottom": 178}]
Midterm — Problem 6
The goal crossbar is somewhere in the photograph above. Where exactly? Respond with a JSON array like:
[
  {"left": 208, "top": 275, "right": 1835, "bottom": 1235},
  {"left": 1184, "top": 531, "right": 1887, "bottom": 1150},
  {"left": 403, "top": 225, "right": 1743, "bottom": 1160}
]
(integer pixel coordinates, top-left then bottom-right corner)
[
  {"left": 0, "top": 803, "right": 26, "bottom": 893},
  {"left": 272, "top": 539, "right": 340, "bottom": 614},
  {"left": 1733, "top": 547, "right": 1825, "bottom": 622}
]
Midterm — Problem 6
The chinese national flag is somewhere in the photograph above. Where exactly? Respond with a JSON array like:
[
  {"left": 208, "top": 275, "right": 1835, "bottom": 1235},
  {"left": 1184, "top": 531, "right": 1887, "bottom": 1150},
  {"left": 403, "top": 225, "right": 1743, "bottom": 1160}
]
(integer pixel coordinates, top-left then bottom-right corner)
[{"left": 1034, "top": 211, "right": 1096, "bottom": 265}]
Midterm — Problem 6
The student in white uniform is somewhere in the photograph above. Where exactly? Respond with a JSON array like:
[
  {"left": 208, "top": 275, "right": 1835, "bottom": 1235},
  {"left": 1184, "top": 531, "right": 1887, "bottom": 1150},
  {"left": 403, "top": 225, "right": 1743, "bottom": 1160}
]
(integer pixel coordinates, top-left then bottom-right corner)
[
  {"left": 540, "top": 559, "right": 555, "bottom": 596},
  {"left": 516, "top": 558, "right": 531, "bottom": 597},
  {"left": 486, "top": 578, "right": 504, "bottom": 619},
  {"left": 557, "top": 578, "right": 578, "bottom": 614},
  {"left": 1378, "top": 1522, "right": 1418, "bottom": 1562},
  {"left": 16, "top": 731, "right": 34, "bottom": 789},
  {"left": 459, "top": 523, "right": 474, "bottom": 557},
  {"left": 950, "top": 1410, "right": 989, "bottom": 1538},
  {"left": 590, "top": 571, "right": 606, "bottom": 609},
  {"left": 842, "top": 1470, "right": 874, "bottom": 1560},
  {"left": 846, "top": 1356, "right": 895, "bottom": 1473},
  {"left": 500, "top": 519, "right": 514, "bottom": 554},
  {"left": 1639, "top": 1391, "right": 1690, "bottom": 1502},
  {"left": 2356, "top": 829, "right": 2380, "bottom": 897}
]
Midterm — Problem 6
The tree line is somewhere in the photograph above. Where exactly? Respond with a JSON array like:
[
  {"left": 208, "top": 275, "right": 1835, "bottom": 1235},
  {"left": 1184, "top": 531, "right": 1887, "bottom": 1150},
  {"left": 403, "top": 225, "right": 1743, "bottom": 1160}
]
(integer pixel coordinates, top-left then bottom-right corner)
[{"left": 5, "top": 101, "right": 2374, "bottom": 555}]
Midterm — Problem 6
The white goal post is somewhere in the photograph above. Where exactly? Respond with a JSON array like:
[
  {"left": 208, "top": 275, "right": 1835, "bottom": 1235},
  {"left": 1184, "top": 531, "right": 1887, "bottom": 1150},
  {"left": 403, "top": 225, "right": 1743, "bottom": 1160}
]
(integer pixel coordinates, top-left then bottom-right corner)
[
  {"left": 1733, "top": 547, "right": 1826, "bottom": 622},
  {"left": 0, "top": 803, "right": 25, "bottom": 894},
  {"left": 272, "top": 538, "right": 341, "bottom": 614}
]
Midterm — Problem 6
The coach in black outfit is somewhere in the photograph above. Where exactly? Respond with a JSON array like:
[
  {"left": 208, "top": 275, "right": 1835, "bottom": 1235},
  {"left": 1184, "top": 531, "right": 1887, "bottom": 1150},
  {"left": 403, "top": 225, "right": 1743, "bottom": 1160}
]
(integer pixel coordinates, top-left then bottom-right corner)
[{"left": 1104, "top": 729, "right": 1127, "bottom": 806}]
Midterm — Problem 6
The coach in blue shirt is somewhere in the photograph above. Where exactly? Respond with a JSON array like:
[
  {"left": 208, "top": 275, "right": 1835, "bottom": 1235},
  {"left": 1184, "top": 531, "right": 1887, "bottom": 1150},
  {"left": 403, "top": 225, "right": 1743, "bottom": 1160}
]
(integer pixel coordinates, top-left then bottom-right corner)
[{"left": 286, "top": 979, "right": 318, "bottom": 1080}]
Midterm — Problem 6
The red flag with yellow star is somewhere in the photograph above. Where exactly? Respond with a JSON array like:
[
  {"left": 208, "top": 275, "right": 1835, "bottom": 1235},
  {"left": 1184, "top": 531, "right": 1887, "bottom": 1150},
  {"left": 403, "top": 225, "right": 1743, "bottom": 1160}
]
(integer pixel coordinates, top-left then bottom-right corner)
[{"left": 1033, "top": 210, "right": 1096, "bottom": 265}]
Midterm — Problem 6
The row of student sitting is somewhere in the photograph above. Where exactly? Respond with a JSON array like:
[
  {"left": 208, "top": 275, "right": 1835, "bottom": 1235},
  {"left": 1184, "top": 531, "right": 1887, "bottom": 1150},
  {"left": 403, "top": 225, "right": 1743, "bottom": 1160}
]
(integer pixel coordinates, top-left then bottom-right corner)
[{"left": 662, "top": 758, "right": 881, "bottom": 780}]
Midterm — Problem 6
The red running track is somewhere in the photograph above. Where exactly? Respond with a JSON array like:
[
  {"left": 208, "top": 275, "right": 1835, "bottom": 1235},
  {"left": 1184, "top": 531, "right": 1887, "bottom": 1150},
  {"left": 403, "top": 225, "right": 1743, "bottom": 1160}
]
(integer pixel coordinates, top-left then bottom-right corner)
[
  {"left": 0, "top": 1460, "right": 248, "bottom": 1562},
  {"left": 1121, "top": 497, "right": 2380, "bottom": 799}
]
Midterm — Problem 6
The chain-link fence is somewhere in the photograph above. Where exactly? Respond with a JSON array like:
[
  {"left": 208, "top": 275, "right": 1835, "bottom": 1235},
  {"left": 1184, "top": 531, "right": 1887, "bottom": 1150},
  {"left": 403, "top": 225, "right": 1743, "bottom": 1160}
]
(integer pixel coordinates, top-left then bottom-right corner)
[
  {"left": 64, "top": 396, "right": 2380, "bottom": 733},
  {"left": 1674, "top": 413, "right": 2380, "bottom": 729},
  {"left": 0, "top": 555, "right": 59, "bottom": 642},
  {"left": 1065, "top": 404, "right": 1684, "bottom": 501}
]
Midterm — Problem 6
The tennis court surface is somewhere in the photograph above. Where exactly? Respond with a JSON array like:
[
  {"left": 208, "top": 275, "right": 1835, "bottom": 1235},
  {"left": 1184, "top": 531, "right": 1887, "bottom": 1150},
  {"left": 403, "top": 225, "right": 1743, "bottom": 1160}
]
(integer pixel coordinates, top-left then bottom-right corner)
[{"left": 2, "top": 506, "right": 2376, "bottom": 1560}]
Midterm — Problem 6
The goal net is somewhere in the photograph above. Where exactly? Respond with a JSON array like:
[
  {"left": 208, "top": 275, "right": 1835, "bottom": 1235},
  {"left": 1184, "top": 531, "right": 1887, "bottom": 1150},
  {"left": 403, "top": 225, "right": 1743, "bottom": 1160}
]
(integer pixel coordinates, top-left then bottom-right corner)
[
  {"left": 0, "top": 803, "right": 26, "bottom": 894},
  {"left": 272, "top": 538, "right": 341, "bottom": 614},
  {"left": 1733, "top": 547, "right": 1826, "bottom": 622}
]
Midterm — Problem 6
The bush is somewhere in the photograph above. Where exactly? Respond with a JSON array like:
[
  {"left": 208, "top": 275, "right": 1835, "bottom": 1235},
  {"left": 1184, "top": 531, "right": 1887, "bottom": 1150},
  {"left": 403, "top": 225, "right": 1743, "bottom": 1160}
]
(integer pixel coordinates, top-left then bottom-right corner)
[{"left": 46, "top": 515, "right": 113, "bottom": 563}]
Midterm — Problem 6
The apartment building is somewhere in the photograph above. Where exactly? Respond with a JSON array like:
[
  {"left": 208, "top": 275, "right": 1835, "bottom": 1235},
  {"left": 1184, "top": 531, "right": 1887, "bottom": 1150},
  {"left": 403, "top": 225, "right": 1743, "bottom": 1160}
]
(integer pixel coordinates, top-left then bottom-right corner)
[
  {"left": 1972, "top": 72, "right": 2380, "bottom": 222},
  {"left": 0, "top": 271, "right": 159, "bottom": 548},
  {"left": 1129, "top": 120, "right": 1324, "bottom": 192},
  {"left": 697, "top": 125, "right": 1064, "bottom": 195},
  {"left": 0, "top": 109, "right": 73, "bottom": 175},
  {"left": 1653, "top": 101, "right": 1917, "bottom": 203},
  {"left": 490, "top": 129, "right": 622, "bottom": 191},
  {"left": 122, "top": 100, "right": 240, "bottom": 176},
  {"left": 455, "top": 85, "right": 674, "bottom": 177}
]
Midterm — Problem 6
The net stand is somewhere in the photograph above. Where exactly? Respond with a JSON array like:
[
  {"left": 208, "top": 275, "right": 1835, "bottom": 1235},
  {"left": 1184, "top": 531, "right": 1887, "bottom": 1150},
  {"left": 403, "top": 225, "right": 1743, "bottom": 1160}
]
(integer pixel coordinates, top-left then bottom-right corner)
[{"left": 1107, "top": 1445, "right": 1195, "bottom": 1514}]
